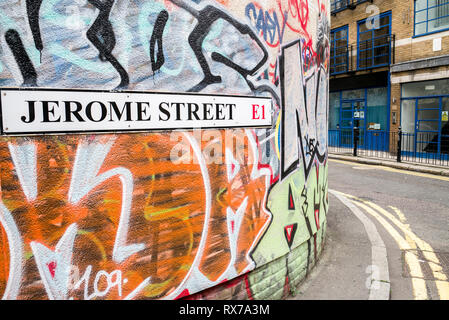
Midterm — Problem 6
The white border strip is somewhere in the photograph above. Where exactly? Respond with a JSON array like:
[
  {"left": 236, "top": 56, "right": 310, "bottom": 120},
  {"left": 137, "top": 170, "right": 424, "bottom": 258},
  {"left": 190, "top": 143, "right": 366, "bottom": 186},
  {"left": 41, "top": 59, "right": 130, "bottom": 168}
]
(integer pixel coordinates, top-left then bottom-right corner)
[{"left": 330, "top": 189, "right": 390, "bottom": 300}]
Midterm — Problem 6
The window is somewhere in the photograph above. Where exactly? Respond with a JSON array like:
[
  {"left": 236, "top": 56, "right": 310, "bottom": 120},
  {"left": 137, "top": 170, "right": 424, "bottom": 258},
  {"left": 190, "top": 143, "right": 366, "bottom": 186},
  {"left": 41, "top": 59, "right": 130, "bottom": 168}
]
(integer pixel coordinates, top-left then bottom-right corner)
[
  {"left": 329, "top": 92, "right": 340, "bottom": 130},
  {"left": 401, "top": 79, "right": 449, "bottom": 156},
  {"left": 402, "top": 78, "right": 449, "bottom": 97},
  {"left": 331, "top": 0, "right": 349, "bottom": 13},
  {"left": 329, "top": 87, "right": 390, "bottom": 150},
  {"left": 415, "top": 0, "right": 449, "bottom": 36},
  {"left": 330, "top": 26, "right": 349, "bottom": 75},
  {"left": 357, "top": 12, "right": 392, "bottom": 70},
  {"left": 331, "top": 0, "right": 370, "bottom": 14},
  {"left": 366, "top": 87, "right": 388, "bottom": 131}
]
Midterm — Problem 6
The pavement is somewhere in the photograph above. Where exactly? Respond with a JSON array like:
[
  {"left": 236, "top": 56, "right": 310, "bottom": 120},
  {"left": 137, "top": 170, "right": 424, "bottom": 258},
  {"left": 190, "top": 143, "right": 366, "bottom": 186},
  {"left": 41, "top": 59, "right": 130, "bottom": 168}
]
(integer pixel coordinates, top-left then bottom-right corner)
[
  {"left": 289, "top": 156, "right": 449, "bottom": 300},
  {"left": 288, "top": 192, "right": 374, "bottom": 300},
  {"left": 329, "top": 153, "right": 449, "bottom": 177}
]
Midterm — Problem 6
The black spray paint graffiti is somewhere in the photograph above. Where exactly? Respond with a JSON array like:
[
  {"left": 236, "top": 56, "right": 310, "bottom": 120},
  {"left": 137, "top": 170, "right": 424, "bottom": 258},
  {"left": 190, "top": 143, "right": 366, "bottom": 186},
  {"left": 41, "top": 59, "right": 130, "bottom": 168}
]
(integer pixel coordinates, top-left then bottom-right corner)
[
  {"left": 321, "top": 171, "right": 328, "bottom": 214},
  {"left": 279, "top": 39, "right": 327, "bottom": 180},
  {"left": 25, "top": 0, "right": 44, "bottom": 57},
  {"left": 150, "top": 10, "right": 169, "bottom": 73},
  {"left": 4, "top": 29, "right": 37, "bottom": 87},
  {"left": 5, "top": 0, "right": 279, "bottom": 106},
  {"left": 168, "top": 0, "right": 280, "bottom": 104},
  {"left": 86, "top": 0, "right": 129, "bottom": 89},
  {"left": 316, "top": 12, "right": 330, "bottom": 69},
  {"left": 300, "top": 185, "right": 313, "bottom": 238}
]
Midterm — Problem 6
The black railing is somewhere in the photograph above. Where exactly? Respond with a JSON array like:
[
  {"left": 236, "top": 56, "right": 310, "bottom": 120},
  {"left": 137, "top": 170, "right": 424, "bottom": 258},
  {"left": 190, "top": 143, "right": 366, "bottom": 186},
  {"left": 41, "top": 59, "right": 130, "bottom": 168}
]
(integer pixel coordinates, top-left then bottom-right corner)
[
  {"left": 330, "top": 34, "right": 395, "bottom": 76},
  {"left": 331, "top": 0, "right": 350, "bottom": 13},
  {"left": 330, "top": 44, "right": 353, "bottom": 75},
  {"left": 328, "top": 129, "right": 449, "bottom": 167},
  {"left": 331, "top": 0, "right": 372, "bottom": 14},
  {"left": 357, "top": 34, "right": 395, "bottom": 70}
]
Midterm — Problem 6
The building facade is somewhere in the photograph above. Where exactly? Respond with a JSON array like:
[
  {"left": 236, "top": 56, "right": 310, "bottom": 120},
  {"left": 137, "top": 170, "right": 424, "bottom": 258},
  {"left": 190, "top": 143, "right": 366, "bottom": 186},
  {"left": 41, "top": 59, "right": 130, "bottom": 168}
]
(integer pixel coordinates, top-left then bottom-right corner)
[{"left": 330, "top": 0, "right": 449, "bottom": 156}]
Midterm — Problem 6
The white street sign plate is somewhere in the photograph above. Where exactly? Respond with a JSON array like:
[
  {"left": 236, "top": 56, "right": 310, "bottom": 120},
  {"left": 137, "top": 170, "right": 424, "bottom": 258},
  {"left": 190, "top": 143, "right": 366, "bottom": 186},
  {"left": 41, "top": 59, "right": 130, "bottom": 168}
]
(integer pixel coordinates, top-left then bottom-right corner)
[{"left": 0, "top": 88, "right": 273, "bottom": 135}]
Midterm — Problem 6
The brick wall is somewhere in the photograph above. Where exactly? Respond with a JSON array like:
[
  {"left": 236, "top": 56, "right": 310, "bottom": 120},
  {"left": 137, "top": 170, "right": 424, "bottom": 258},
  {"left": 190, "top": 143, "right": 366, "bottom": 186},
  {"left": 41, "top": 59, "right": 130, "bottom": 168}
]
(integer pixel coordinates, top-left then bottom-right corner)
[
  {"left": 331, "top": 0, "right": 449, "bottom": 133},
  {"left": 332, "top": 0, "right": 449, "bottom": 64}
]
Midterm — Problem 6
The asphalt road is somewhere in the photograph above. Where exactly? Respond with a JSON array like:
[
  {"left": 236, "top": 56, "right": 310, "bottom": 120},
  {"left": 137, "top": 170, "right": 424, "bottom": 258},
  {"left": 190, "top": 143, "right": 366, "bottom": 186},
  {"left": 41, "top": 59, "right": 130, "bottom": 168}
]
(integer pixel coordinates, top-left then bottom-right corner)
[{"left": 293, "top": 159, "right": 449, "bottom": 300}]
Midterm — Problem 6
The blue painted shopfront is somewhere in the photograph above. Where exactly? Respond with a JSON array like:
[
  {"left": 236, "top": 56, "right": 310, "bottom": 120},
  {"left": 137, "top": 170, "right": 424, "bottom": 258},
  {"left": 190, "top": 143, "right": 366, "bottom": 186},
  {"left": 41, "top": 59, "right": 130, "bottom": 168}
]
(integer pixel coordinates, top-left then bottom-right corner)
[
  {"left": 329, "top": 87, "right": 390, "bottom": 151},
  {"left": 401, "top": 79, "right": 449, "bottom": 160}
]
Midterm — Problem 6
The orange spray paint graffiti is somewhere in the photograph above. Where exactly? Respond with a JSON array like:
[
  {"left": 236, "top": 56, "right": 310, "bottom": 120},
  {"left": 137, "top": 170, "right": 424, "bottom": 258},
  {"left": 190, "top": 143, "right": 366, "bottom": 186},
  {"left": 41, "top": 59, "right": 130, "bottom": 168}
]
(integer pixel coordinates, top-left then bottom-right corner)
[{"left": 0, "top": 132, "right": 269, "bottom": 300}]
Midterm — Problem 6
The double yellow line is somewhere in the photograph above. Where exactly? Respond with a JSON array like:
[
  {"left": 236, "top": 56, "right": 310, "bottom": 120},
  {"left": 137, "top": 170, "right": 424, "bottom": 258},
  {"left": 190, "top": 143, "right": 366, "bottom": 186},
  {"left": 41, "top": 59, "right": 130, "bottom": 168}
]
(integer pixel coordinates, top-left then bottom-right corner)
[{"left": 333, "top": 190, "right": 449, "bottom": 300}]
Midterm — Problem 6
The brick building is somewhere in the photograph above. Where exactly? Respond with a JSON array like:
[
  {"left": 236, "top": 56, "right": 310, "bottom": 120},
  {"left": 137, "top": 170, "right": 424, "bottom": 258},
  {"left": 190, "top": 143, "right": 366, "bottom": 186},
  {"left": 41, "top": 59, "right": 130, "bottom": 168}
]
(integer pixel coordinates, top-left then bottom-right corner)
[{"left": 330, "top": 0, "right": 449, "bottom": 156}]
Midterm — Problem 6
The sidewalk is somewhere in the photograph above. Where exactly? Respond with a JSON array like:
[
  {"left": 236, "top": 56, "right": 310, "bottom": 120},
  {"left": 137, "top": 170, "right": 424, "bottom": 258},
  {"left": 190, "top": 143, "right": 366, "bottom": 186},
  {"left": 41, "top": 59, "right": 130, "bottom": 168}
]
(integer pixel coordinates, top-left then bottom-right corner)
[
  {"left": 289, "top": 192, "right": 376, "bottom": 300},
  {"left": 328, "top": 153, "right": 449, "bottom": 177}
]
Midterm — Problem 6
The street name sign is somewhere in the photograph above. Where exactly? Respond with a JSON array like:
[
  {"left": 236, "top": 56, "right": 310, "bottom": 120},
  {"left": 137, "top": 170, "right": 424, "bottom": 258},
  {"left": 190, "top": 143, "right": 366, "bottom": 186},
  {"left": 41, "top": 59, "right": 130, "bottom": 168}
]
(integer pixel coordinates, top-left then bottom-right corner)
[{"left": 0, "top": 88, "right": 272, "bottom": 135}]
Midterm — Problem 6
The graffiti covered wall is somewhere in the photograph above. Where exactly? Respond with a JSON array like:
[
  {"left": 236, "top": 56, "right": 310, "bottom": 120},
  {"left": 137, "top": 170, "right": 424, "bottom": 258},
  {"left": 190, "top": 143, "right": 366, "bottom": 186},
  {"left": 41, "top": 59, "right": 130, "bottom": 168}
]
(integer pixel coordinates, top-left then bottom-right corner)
[{"left": 0, "top": 0, "right": 329, "bottom": 300}]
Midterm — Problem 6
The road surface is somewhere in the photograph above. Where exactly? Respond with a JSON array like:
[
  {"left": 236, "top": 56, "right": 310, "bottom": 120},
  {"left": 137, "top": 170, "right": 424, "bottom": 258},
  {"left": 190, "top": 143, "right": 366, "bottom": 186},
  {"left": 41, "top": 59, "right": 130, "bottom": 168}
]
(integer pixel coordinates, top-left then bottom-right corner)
[{"left": 292, "top": 159, "right": 449, "bottom": 300}]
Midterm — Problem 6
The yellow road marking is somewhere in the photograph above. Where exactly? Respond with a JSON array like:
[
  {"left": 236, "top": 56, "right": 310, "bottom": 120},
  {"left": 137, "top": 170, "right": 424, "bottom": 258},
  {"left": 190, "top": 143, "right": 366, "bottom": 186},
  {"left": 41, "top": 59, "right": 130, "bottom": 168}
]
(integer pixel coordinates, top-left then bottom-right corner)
[
  {"left": 347, "top": 198, "right": 428, "bottom": 300},
  {"left": 389, "top": 206, "right": 417, "bottom": 250},
  {"left": 367, "top": 203, "right": 447, "bottom": 282},
  {"left": 330, "top": 159, "right": 449, "bottom": 182},
  {"left": 386, "top": 206, "right": 449, "bottom": 299},
  {"left": 337, "top": 190, "right": 449, "bottom": 300}
]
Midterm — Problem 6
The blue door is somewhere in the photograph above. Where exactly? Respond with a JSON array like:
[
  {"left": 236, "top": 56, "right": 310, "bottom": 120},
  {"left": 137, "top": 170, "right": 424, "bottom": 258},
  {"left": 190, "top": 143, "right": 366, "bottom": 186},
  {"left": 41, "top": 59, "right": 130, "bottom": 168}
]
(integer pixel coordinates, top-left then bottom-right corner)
[
  {"left": 401, "top": 95, "right": 449, "bottom": 159},
  {"left": 339, "top": 99, "right": 366, "bottom": 148},
  {"left": 415, "top": 97, "right": 441, "bottom": 155},
  {"left": 413, "top": 97, "right": 449, "bottom": 159}
]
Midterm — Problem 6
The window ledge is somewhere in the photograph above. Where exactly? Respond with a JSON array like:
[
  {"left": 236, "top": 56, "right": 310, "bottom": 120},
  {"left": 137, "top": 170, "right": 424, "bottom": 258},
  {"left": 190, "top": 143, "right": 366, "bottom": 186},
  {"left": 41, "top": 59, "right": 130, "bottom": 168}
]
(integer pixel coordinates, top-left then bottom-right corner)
[
  {"left": 413, "top": 27, "right": 449, "bottom": 39},
  {"left": 391, "top": 54, "right": 449, "bottom": 73}
]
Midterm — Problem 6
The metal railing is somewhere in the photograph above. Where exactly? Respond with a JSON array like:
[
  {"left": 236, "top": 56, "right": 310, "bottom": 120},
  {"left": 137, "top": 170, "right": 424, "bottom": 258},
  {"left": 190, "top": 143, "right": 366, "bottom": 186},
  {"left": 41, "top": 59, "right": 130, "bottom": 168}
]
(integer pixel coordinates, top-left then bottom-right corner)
[
  {"left": 331, "top": 0, "right": 350, "bottom": 13},
  {"left": 330, "top": 34, "right": 395, "bottom": 75},
  {"left": 357, "top": 34, "right": 395, "bottom": 70},
  {"left": 328, "top": 129, "right": 449, "bottom": 167},
  {"left": 331, "top": 0, "right": 371, "bottom": 14},
  {"left": 330, "top": 44, "right": 353, "bottom": 75}
]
